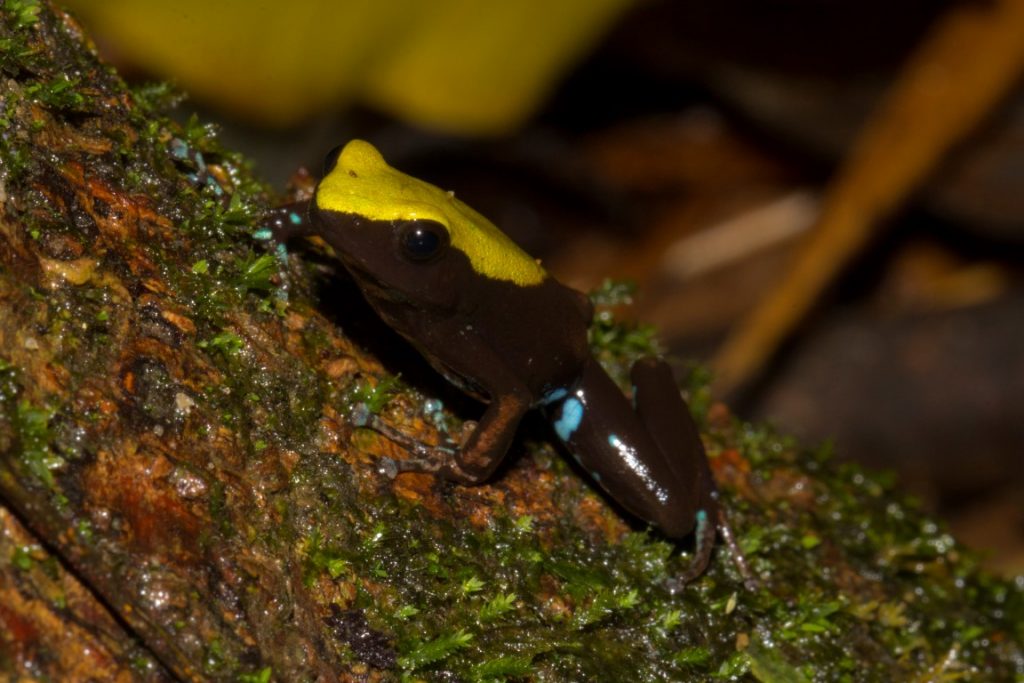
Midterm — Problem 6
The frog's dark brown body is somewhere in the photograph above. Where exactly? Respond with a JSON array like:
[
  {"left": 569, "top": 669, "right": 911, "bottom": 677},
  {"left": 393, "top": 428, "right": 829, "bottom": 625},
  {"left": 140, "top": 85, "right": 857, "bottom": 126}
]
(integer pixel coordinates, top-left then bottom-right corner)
[{"left": 267, "top": 140, "right": 729, "bottom": 581}]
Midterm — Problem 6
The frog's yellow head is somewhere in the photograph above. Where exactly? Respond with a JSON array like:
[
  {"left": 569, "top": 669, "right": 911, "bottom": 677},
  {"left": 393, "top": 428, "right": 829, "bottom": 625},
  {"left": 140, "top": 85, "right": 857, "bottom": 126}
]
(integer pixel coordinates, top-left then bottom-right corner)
[{"left": 315, "top": 140, "right": 546, "bottom": 287}]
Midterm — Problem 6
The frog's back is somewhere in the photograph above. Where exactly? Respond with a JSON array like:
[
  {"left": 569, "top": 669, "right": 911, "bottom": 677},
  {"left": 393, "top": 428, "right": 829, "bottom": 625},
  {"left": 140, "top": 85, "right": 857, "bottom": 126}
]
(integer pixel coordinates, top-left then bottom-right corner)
[{"left": 463, "top": 274, "right": 593, "bottom": 399}]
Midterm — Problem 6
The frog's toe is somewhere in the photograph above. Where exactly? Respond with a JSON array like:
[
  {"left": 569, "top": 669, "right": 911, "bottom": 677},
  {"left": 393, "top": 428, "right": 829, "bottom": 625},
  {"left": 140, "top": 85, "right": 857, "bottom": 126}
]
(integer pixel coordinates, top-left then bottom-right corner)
[
  {"left": 351, "top": 403, "right": 371, "bottom": 427},
  {"left": 378, "top": 456, "right": 399, "bottom": 479}
]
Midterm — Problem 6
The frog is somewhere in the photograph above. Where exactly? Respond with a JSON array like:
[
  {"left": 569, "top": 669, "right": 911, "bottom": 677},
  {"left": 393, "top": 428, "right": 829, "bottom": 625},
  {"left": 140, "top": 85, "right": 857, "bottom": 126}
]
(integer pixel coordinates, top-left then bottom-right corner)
[{"left": 263, "top": 140, "right": 746, "bottom": 584}]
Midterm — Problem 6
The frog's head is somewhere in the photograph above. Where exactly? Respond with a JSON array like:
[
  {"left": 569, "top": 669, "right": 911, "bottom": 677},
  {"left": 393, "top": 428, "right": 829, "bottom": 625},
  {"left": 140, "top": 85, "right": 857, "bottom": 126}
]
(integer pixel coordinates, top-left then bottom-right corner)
[{"left": 312, "top": 140, "right": 546, "bottom": 307}]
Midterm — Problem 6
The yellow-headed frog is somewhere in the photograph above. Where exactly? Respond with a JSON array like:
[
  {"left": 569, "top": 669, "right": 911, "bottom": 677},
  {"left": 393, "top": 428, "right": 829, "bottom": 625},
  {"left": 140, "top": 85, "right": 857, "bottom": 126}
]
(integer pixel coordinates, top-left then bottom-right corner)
[{"left": 263, "top": 140, "right": 745, "bottom": 584}]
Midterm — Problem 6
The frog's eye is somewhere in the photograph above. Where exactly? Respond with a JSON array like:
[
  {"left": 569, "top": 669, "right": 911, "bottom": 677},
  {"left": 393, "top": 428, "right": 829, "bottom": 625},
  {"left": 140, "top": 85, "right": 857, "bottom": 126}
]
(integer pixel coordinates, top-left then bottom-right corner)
[
  {"left": 322, "top": 145, "right": 344, "bottom": 176},
  {"left": 397, "top": 219, "right": 449, "bottom": 263}
]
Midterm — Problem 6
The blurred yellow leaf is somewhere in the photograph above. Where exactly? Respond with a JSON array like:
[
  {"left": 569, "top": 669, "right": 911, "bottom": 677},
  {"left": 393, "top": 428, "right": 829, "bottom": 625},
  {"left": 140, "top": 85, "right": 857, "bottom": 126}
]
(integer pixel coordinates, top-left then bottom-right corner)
[{"left": 66, "top": 0, "right": 632, "bottom": 133}]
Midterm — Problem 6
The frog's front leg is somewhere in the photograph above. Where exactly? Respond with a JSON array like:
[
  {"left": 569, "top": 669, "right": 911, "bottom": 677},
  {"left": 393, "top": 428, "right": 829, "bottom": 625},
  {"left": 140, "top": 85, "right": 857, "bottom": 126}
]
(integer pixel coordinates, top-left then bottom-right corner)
[
  {"left": 363, "top": 341, "right": 534, "bottom": 485},
  {"left": 257, "top": 201, "right": 313, "bottom": 245},
  {"left": 255, "top": 201, "right": 315, "bottom": 300},
  {"left": 382, "top": 389, "right": 531, "bottom": 484}
]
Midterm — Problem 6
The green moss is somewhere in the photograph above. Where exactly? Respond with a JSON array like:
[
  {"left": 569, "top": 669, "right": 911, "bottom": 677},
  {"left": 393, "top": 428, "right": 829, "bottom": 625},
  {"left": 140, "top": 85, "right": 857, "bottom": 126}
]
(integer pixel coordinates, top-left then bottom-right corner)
[
  {"left": 198, "top": 331, "right": 245, "bottom": 357},
  {"left": 472, "top": 654, "right": 534, "bottom": 681},
  {"left": 14, "top": 400, "right": 61, "bottom": 489},
  {"left": 348, "top": 374, "right": 402, "bottom": 416},
  {"left": 10, "top": 544, "right": 34, "bottom": 571},
  {"left": 302, "top": 528, "right": 351, "bottom": 583},
  {"left": 587, "top": 279, "right": 662, "bottom": 386},
  {"left": 2, "top": 0, "right": 40, "bottom": 30},
  {"left": 23, "top": 75, "right": 85, "bottom": 111},
  {"left": 236, "top": 666, "right": 272, "bottom": 683},
  {"left": 0, "top": 0, "right": 40, "bottom": 70},
  {"left": 478, "top": 592, "right": 516, "bottom": 622},
  {"left": 233, "top": 252, "right": 277, "bottom": 294},
  {"left": 398, "top": 628, "right": 474, "bottom": 673}
]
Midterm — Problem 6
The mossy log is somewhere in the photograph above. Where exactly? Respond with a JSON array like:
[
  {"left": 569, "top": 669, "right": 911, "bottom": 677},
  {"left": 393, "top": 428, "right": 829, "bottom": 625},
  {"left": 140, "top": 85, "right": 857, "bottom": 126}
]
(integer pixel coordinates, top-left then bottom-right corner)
[{"left": 0, "top": 3, "right": 1021, "bottom": 681}]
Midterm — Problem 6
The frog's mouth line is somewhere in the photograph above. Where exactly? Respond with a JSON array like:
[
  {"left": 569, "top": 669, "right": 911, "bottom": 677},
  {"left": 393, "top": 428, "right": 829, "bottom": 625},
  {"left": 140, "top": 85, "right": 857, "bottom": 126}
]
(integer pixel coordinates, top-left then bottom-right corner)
[{"left": 338, "top": 257, "right": 414, "bottom": 307}]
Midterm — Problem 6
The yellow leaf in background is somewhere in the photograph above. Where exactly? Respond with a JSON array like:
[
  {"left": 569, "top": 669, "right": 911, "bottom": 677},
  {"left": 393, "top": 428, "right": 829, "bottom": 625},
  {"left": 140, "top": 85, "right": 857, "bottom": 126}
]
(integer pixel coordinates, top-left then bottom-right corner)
[{"left": 65, "top": 0, "right": 634, "bottom": 134}]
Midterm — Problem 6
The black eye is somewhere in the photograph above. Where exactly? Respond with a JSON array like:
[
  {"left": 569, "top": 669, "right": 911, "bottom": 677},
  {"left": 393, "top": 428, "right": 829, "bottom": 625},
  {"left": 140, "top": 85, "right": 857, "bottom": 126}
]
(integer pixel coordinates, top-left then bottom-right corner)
[
  {"left": 397, "top": 220, "right": 448, "bottom": 262},
  {"left": 322, "top": 144, "right": 344, "bottom": 176}
]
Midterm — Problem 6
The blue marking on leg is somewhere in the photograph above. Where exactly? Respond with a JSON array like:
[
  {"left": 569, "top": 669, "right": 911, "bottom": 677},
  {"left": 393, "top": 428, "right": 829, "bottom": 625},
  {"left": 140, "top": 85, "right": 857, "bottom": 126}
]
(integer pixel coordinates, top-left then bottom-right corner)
[
  {"left": 695, "top": 509, "right": 709, "bottom": 543},
  {"left": 289, "top": 211, "right": 303, "bottom": 225},
  {"left": 275, "top": 242, "right": 289, "bottom": 264},
  {"left": 554, "top": 397, "right": 583, "bottom": 441},
  {"left": 169, "top": 138, "right": 189, "bottom": 160},
  {"left": 253, "top": 228, "right": 273, "bottom": 241},
  {"left": 540, "top": 387, "right": 568, "bottom": 405}
]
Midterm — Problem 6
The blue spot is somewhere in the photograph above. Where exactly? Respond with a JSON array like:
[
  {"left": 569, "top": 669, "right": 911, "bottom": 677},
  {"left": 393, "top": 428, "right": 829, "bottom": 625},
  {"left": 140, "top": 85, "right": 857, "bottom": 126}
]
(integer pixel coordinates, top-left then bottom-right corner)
[
  {"left": 554, "top": 397, "right": 583, "bottom": 441},
  {"left": 194, "top": 151, "right": 206, "bottom": 168},
  {"left": 169, "top": 138, "right": 189, "bottom": 160},
  {"left": 695, "top": 509, "right": 709, "bottom": 538},
  {"left": 541, "top": 387, "right": 568, "bottom": 405},
  {"left": 350, "top": 403, "right": 370, "bottom": 427},
  {"left": 275, "top": 242, "right": 289, "bottom": 263},
  {"left": 253, "top": 228, "right": 273, "bottom": 241},
  {"left": 591, "top": 471, "right": 602, "bottom": 482},
  {"left": 289, "top": 211, "right": 303, "bottom": 225},
  {"left": 423, "top": 398, "right": 443, "bottom": 414},
  {"left": 607, "top": 433, "right": 621, "bottom": 448}
]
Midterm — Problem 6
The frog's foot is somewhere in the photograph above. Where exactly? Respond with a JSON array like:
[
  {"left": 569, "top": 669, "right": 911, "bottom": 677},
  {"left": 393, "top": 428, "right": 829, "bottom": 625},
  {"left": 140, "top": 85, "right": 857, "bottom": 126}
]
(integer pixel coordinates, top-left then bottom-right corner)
[
  {"left": 351, "top": 404, "right": 462, "bottom": 479},
  {"left": 256, "top": 203, "right": 312, "bottom": 302},
  {"left": 377, "top": 456, "right": 400, "bottom": 479},
  {"left": 716, "top": 507, "right": 757, "bottom": 591},
  {"left": 353, "top": 405, "right": 459, "bottom": 452},
  {"left": 666, "top": 507, "right": 756, "bottom": 594},
  {"left": 377, "top": 453, "right": 447, "bottom": 479},
  {"left": 259, "top": 204, "right": 308, "bottom": 241},
  {"left": 665, "top": 508, "right": 718, "bottom": 594},
  {"left": 378, "top": 450, "right": 482, "bottom": 484}
]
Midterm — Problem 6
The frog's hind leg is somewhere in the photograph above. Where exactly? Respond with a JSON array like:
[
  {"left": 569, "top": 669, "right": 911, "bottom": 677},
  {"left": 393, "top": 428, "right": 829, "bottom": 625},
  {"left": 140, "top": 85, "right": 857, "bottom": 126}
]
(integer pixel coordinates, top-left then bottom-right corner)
[{"left": 629, "top": 358, "right": 751, "bottom": 587}]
